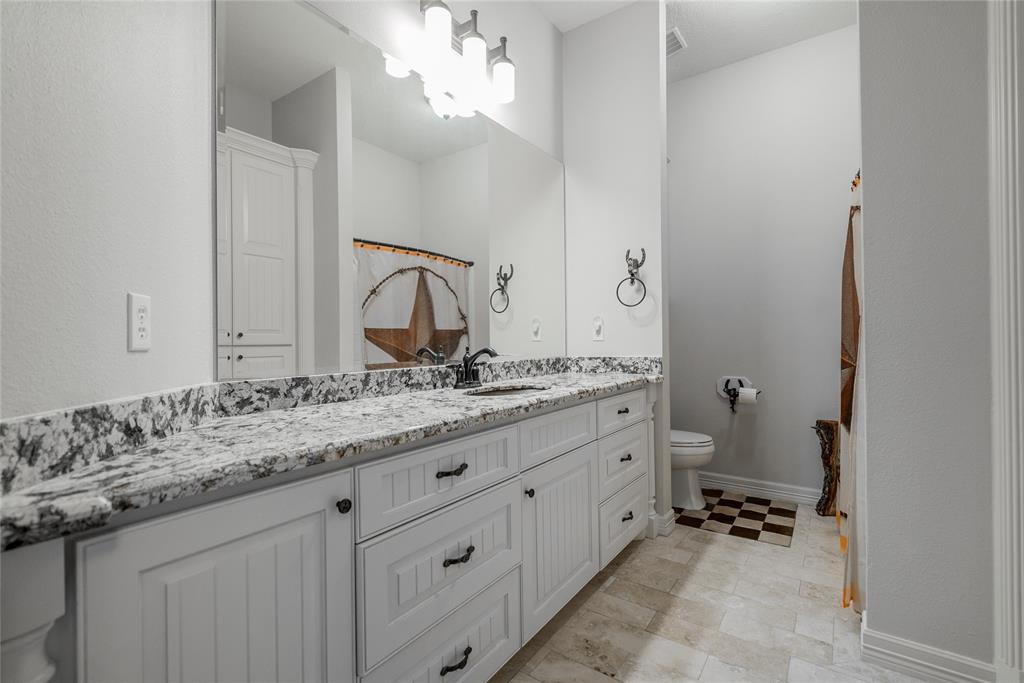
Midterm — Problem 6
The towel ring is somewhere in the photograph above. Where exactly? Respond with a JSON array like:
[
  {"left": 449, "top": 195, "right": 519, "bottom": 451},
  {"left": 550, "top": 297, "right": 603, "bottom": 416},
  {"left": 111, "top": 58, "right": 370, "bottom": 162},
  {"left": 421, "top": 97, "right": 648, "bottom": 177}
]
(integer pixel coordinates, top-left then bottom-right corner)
[
  {"left": 616, "top": 248, "right": 647, "bottom": 307},
  {"left": 490, "top": 264, "right": 513, "bottom": 313}
]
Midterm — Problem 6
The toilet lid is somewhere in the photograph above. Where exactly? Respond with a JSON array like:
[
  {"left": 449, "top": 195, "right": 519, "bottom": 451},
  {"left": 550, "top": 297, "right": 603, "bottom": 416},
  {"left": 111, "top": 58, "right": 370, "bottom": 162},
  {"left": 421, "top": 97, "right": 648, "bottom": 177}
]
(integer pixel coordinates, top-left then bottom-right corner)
[{"left": 671, "top": 429, "right": 713, "bottom": 447}]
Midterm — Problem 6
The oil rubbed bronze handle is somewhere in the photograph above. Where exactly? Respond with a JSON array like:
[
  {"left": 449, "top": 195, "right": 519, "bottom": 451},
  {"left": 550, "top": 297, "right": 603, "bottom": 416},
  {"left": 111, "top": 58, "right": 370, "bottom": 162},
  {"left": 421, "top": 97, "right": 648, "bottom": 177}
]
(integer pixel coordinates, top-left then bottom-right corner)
[
  {"left": 617, "top": 407, "right": 630, "bottom": 415},
  {"left": 335, "top": 499, "right": 352, "bottom": 514},
  {"left": 620, "top": 453, "right": 633, "bottom": 462},
  {"left": 436, "top": 463, "right": 469, "bottom": 479},
  {"left": 622, "top": 511, "right": 634, "bottom": 522},
  {"left": 440, "top": 646, "right": 472, "bottom": 676},
  {"left": 443, "top": 545, "right": 475, "bottom": 568},
  {"left": 525, "top": 488, "right": 535, "bottom": 498}
]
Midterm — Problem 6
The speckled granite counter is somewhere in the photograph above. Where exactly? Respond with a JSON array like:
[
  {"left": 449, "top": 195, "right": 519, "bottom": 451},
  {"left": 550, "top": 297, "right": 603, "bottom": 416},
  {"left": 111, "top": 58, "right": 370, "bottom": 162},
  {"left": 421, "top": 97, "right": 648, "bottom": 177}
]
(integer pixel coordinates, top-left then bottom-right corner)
[{"left": 1, "top": 372, "right": 660, "bottom": 550}]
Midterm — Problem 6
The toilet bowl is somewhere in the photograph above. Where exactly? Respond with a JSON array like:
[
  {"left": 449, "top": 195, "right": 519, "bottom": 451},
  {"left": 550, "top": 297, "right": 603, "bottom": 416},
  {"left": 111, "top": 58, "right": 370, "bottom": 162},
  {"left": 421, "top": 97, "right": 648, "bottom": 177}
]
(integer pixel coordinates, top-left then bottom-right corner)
[{"left": 671, "top": 430, "right": 715, "bottom": 510}]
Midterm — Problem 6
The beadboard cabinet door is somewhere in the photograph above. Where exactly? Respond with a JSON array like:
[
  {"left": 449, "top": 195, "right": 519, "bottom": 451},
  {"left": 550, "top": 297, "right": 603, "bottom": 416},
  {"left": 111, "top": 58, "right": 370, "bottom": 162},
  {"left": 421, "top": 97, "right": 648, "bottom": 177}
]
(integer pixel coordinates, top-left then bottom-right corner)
[
  {"left": 77, "top": 470, "right": 354, "bottom": 683},
  {"left": 216, "top": 143, "right": 232, "bottom": 346},
  {"left": 230, "top": 148, "right": 295, "bottom": 347},
  {"left": 520, "top": 442, "right": 599, "bottom": 640}
]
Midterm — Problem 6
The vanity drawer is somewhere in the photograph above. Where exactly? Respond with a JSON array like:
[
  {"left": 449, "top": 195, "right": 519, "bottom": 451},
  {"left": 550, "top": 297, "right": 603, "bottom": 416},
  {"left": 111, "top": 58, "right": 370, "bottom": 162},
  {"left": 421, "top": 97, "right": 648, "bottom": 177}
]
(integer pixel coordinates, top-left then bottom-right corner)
[
  {"left": 519, "top": 402, "right": 597, "bottom": 470},
  {"left": 596, "top": 390, "right": 646, "bottom": 436},
  {"left": 356, "top": 480, "right": 522, "bottom": 673},
  {"left": 598, "top": 422, "right": 649, "bottom": 501},
  {"left": 356, "top": 426, "right": 519, "bottom": 539},
  {"left": 598, "top": 474, "right": 648, "bottom": 568},
  {"left": 361, "top": 569, "right": 521, "bottom": 683}
]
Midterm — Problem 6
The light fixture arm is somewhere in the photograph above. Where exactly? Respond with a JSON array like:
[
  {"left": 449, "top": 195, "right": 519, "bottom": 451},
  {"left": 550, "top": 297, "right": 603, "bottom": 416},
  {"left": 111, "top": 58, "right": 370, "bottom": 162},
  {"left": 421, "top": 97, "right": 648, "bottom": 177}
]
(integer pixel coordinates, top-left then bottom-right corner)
[{"left": 488, "top": 36, "right": 510, "bottom": 63}]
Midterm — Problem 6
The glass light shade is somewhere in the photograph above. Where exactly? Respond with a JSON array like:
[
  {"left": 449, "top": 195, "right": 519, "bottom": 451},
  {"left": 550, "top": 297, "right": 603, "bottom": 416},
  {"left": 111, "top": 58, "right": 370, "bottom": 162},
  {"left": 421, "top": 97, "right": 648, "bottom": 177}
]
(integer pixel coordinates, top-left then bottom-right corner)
[
  {"left": 384, "top": 54, "right": 410, "bottom": 78},
  {"left": 461, "top": 33, "right": 488, "bottom": 82},
  {"left": 424, "top": 3, "right": 452, "bottom": 54},
  {"left": 493, "top": 59, "right": 515, "bottom": 104}
]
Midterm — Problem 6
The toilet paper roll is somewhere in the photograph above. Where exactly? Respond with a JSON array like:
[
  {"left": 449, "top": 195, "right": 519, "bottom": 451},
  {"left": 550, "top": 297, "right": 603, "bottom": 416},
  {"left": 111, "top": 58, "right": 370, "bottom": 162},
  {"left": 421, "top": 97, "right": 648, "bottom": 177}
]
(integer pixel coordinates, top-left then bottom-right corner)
[{"left": 737, "top": 387, "right": 758, "bottom": 404}]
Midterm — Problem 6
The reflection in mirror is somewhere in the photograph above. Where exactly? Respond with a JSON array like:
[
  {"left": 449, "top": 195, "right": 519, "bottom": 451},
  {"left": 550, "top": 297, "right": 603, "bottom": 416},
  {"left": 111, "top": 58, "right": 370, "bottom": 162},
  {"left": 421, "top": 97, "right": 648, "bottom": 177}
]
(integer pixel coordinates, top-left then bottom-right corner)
[{"left": 216, "top": 0, "right": 565, "bottom": 381}]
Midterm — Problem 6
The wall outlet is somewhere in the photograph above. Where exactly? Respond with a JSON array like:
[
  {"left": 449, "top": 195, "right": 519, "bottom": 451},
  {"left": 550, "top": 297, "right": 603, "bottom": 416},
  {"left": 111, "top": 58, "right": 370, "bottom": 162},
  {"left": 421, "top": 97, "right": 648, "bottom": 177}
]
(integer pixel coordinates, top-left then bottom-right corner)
[
  {"left": 592, "top": 316, "right": 605, "bottom": 341},
  {"left": 531, "top": 317, "right": 543, "bottom": 341},
  {"left": 128, "top": 292, "right": 151, "bottom": 351}
]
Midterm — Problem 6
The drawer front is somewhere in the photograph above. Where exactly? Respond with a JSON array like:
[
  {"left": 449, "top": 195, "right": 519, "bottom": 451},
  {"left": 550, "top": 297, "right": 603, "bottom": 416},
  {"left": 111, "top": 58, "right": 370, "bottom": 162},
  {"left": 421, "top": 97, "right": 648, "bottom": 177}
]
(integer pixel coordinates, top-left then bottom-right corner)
[
  {"left": 357, "top": 480, "right": 522, "bottom": 673},
  {"left": 519, "top": 403, "right": 597, "bottom": 470},
  {"left": 598, "top": 474, "right": 648, "bottom": 568},
  {"left": 361, "top": 569, "right": 521, "bottom": 683},
  {"left": 231, "top": 345, "right": 296, "bottom": 379},
  {"left": 357, "top": 426, "right": 519, "bottom": 539},
  {"left": 598, "top": 422, "right": 649, "bottom": 501},
  {"left": 596, "top": 390, "right": 646, "bottom": 436}
]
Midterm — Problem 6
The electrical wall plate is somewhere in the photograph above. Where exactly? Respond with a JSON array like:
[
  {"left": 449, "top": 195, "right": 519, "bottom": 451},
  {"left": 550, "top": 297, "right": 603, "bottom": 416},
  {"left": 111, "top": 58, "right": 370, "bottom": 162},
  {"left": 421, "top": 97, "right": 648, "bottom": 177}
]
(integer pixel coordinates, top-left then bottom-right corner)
[
  {"left": 592, "top": 316, "right": 605, "bottom": 341},
  {"left": 128, "top": 292, "right": 152, "bottom": 352},
  {"left": 716, "top": 376, "right": 751, "bottom": 399}
]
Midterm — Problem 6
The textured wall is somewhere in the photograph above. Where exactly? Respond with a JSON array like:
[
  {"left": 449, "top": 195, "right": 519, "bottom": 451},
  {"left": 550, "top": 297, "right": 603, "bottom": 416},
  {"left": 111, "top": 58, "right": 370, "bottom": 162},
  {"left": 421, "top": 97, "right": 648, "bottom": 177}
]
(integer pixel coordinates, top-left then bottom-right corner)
[
  {"left": 859, "top": 0, "right": 992, "bottom": 663},
  {"left": 667, "top": 26, "right": 861, "bottom": 491},
  {"left": 1, "top": 1, "right": 214, "bottom": 418}
]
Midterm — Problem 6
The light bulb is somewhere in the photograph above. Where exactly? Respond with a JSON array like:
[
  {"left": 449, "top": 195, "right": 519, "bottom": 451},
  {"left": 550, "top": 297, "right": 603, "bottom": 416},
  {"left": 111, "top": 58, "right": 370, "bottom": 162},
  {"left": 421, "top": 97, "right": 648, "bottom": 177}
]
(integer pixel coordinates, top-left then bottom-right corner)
[
  {"left": 462, "top": 35, "right": 487, "bottom": 82},
  {"left": 424, "top": 1, "right": 452, "bottom": 54},
  {"left": 492, "top": 59, "right": 515, "bottom": 104},
  {"left": 384, "top": 54, "right": 410, "bottom": 78}
]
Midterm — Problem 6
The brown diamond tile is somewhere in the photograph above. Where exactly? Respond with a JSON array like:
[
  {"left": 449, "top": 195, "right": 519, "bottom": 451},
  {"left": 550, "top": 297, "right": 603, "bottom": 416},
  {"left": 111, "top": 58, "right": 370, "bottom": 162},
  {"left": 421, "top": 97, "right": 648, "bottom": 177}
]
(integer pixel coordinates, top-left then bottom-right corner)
[
  {"left": 702, "top": 488, "right": 724, "bottom": 498},
  {"left": 716, "top": 498, "right": 743, "bottom": 509},
  {"left": 746, "top": 496, "right": 772, "bottom": 506},
  {"left": 708, "top": 512, "right": 737, "bottom": 524},
  {"left": 763, "top": 522, "right": 795, "bottom": 536},
  {"left": 737, "top": 509, "right": 767, "bottom": 521},
  {"left": 767, "top": 506, "right": 797, "bottom": 519},
  {"left": 677, "top": 515, "right": 703, "bottom": 528}
]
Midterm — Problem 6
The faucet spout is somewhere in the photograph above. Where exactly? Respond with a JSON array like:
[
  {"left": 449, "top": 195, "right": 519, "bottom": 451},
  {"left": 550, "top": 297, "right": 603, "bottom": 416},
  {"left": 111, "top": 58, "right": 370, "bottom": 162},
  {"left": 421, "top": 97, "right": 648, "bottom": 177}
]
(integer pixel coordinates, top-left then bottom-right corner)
[{"left": 455, "top": 346, "right": 498, "bottom": 388}]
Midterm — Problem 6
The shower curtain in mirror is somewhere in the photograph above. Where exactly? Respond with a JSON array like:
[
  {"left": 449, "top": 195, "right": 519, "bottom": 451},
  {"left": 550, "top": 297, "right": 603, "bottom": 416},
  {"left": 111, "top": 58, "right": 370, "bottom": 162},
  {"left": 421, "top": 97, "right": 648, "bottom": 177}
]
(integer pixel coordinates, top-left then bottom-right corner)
[
  {"left": 354, "top": 240, "right": 471, "bottom": 370},
  {"left": 838, "top": 175, "right": 863, "bottom": 612}
]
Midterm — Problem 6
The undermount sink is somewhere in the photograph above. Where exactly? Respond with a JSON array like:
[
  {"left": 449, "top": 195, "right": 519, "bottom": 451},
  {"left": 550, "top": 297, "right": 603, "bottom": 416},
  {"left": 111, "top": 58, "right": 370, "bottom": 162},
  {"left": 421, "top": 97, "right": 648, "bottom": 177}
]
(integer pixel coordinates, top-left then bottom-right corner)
[{"left": 464, "top": 384, "right": 552, "bottom": 397}]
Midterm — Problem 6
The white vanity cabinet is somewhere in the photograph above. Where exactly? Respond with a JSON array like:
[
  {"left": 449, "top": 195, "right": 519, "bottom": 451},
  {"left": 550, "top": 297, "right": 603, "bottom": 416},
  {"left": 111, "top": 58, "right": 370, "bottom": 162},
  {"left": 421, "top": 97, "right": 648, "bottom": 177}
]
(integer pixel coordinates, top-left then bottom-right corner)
[
  {"left": 76, "top": 470, "right": 355, "bottom": 683},
  {"left": 520, "top": 441, "right": 600, "bottom": 640},
  {"left": 69, "top": 388, "right": 656, "bottom": 683}
]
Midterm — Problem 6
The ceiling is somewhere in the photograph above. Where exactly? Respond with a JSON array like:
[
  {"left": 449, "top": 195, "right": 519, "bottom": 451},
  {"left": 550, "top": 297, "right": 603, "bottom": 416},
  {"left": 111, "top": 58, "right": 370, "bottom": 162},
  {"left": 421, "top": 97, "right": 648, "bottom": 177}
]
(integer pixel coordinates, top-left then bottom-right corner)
[
  {"left": 532, "top": 1, "right": 634, "bottom": 33},
  {"left": 224, "top": 1, "right": 486, "bottom": 163},
  {"left": 666, "top": 1, "right": 857, "bottom": 82}
]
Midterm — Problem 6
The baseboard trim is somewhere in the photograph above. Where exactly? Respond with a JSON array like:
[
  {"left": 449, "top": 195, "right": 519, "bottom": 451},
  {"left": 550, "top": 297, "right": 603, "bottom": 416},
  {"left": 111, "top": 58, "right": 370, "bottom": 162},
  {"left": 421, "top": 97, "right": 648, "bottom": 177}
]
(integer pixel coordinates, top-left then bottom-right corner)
[
  {"left": 649, "top": 509, "right": 676, "bottom": 537},
  {"left": 697, "top": 471, "right": 820, "bottom": 506},
  {"left": 861, "top": 626, "right": 996, "bottom": 683}
]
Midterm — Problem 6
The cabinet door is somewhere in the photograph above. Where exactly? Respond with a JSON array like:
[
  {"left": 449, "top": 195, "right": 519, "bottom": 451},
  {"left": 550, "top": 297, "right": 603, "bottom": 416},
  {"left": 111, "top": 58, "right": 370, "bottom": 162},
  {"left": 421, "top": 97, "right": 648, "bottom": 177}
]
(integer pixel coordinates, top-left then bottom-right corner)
[
  {"left": 231, "top": 149, "right": 295, "bottom": 346},
  {"left": 232, "top": 344, "right": 296, "bottom": 379},
  {"left": 217, "top": 346, "right": 233, "bottom": 380},
  {"left": 77, "top": 471, "right": 354, "bottom": 683},
  {"left": 521, "top": 442, "right": 599, "bottom": 640},
  {"left": 216, "top": 144, "right": 232, "bottom": 345}
]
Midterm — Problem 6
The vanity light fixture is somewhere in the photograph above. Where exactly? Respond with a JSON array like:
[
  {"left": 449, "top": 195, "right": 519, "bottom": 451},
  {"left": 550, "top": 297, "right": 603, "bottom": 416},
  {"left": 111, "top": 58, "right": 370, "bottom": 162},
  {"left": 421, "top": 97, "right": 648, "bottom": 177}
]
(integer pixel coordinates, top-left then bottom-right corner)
[{"left": 395, "top": 1, "right": 516, "bottom": 119}]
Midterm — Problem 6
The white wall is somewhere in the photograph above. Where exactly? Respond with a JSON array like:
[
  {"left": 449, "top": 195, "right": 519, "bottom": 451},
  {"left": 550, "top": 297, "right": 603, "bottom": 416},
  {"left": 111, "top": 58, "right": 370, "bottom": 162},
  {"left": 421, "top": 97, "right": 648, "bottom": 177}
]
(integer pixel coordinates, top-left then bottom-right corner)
[
  {"left": 225, "top": 83, "right": 272, "bottom": 140},
  {"left": 311, "top": 0, "right": 563, "bottom": 160},
  {"left": 272, "top": 69, "right": 345, "bottom": 374},
  {"left": 563, "top": 1, "right": 665, "bottom": 358},
  {"left": 859, "top": 0, "right": 992, "bottom": 664},
  {"left": 352, "top": 138, "right": 421, "bottom": 247},
  {"left": 667, "top": 26, "right": 861, "bottom": 491},
  {"left": 420, "top": 144, "right": 489, "bottom": 351},
  {"left": 488, "top": 124, "right": 566, "bottom": 358},
  {"left": 1, "top": 1, "right": 213, "bottom": 418}
]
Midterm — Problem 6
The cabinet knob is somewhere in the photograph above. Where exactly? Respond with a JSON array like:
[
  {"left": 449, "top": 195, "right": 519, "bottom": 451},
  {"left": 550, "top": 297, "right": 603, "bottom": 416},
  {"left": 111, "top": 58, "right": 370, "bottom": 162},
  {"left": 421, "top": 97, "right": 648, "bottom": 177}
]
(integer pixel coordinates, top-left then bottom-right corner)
[
  {"left": 236, "top": 354, "right": 243, "bottom": 361},
  {"left": 237, "top": 332, "right": 244, "bottom": 338},
  {"left": 335, "top": 499, "right": 352, "bottom": 514},
  {"left": 524, "top": 488, "right": 535, "bottom": 498}
]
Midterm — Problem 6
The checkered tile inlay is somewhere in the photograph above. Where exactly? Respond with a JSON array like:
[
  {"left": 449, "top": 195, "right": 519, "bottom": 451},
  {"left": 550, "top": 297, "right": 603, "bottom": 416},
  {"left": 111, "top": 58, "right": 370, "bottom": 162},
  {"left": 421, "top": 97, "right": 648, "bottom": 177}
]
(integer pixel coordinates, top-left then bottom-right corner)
[{"left": 674, "top": 488, "right": 798, "bottom": 547}]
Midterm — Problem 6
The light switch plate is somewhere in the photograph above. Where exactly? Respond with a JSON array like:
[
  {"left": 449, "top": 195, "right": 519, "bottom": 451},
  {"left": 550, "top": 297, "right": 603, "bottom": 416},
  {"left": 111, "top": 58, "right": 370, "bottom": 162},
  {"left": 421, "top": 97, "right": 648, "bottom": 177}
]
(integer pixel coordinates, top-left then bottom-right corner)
[
  {"left": 128, "top": 292, "right": 151, "bottom": 351},
  {"left": 592, "top": 316, "right": 605, "bottom": 341}
]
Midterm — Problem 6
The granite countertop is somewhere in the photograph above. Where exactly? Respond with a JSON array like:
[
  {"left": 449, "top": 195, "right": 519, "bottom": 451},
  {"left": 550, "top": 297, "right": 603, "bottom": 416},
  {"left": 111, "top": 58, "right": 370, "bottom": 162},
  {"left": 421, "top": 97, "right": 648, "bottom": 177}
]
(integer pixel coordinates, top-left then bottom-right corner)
[{"left": 1, "top": 372, "right": 660, "bottom": 550}]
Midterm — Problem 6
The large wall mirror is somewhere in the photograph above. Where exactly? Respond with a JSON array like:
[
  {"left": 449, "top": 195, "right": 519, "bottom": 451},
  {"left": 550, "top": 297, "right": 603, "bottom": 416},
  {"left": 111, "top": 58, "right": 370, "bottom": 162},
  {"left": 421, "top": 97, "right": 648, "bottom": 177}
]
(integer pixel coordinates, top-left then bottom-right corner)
[{"left": 215, "top": 1, "right": 566, "bottom": 380}]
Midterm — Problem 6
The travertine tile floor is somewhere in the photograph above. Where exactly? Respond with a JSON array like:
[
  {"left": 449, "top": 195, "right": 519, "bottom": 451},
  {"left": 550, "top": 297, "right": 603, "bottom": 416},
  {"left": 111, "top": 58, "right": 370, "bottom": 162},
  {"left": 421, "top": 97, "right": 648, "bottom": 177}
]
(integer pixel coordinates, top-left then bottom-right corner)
[{"left": 491, "top": 502, "right": 923, "bottom": 683}]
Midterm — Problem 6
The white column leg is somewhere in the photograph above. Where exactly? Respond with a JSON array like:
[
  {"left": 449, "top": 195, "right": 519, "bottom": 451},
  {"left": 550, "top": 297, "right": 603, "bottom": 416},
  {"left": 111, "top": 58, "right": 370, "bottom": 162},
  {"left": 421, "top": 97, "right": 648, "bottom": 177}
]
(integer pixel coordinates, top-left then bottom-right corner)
[{"left": 1, "top": 540, "right": 65, "bottom": 683}]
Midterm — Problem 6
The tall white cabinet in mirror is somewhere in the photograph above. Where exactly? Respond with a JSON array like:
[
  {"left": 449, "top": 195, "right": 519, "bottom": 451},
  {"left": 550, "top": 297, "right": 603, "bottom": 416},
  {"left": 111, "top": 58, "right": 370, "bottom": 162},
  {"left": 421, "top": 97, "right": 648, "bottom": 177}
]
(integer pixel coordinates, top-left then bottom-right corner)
[{"left": 217, "top": 128, "right": 318, "bottom": 380}]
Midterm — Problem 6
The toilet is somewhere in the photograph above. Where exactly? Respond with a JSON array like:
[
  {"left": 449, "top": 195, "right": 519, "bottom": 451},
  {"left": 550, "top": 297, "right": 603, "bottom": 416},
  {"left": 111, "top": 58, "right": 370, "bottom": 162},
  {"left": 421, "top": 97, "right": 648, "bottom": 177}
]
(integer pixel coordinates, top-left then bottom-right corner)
[{"left": 671, "top": 429, "right": 715, "bottom": 510}]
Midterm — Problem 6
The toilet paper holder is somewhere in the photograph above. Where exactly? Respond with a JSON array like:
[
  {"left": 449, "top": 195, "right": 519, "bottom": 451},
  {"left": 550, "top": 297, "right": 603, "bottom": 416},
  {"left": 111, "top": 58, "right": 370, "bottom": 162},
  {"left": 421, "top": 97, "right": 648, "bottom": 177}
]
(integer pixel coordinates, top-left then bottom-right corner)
[{"left": 719, "top": 377, "right": 762, "bottom": 413}]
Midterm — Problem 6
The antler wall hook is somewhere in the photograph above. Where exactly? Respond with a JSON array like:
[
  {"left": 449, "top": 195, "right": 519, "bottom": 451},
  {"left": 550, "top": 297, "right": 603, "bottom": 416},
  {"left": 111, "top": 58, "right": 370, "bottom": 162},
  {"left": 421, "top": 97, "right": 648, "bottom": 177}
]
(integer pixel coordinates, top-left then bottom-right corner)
[
  {"left": 617, "top": 249, "right": 647, "bottom": 307},
  {"left": 490, "top": 264, "right": 514, "bottom": 313}
]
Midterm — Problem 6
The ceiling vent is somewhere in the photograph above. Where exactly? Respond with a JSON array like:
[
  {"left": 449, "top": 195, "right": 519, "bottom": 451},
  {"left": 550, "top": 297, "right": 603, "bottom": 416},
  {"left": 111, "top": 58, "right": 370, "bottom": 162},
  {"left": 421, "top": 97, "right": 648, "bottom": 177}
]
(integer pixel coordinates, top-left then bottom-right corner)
[{"left": 666, "top": 27, "right": 687, "bottom": 57}]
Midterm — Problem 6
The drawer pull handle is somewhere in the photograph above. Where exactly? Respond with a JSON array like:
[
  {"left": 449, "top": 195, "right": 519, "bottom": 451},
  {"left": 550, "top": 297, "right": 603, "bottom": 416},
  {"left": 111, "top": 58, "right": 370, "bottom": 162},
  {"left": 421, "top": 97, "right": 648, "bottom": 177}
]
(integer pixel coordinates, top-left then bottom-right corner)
[
  {"left": 622, "top": 511, "right": 634, "bottom": 522},
  {"left": 525, "top": 488, "right": 535, "bottom": 498},
  {"left": 440, "top": 646, "right": 472, "bottom": 676},
  {"left": 617, "top": 407, "right": 630, "bottom": 415},
  {"left": 335, "top": 499, "right": 352, "bottom": 514},
  {"left": 443, "top": 545, "right": 476, "bottom": 568},
  {"left": 436, "top": 462, "right": 469, "bottom": 479},
  {"left": 620, "top": 453, "right": 633, "bottom": 462}
]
